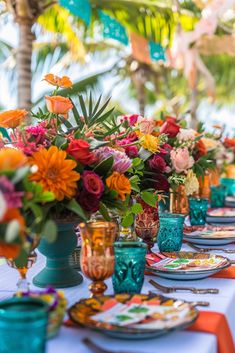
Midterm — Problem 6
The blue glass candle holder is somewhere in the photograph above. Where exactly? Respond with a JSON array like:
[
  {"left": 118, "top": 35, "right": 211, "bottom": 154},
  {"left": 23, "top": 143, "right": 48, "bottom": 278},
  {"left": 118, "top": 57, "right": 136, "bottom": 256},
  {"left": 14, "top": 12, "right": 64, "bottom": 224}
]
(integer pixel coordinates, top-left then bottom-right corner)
[
  {"left": 189, "top": 198, "right": 209, "bottom": 225},
  {"left": 221, "top": 178, "right": 235, "bottom": 197},
  {"left": 210, "top": 185, "right": 227, "bottom": 208},
  {"left": 0, "top": 297, "right": 48, "bottom": 353},
  {"left": 157, "top": 214, "right": 185, "bottom": 252},
  {"left": 112, "top": 242, "right": 147, "bottom": 294}
]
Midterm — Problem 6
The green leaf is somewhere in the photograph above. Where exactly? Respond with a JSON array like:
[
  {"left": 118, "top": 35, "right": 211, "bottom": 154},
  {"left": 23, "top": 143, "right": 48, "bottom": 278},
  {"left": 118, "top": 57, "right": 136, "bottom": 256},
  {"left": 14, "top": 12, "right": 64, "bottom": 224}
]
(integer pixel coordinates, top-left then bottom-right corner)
[
  {"left": 141, "top": 191, "right": 158, "bottom": 208},
  {"left": 58, "top": 115, "right": 73, "bottom": 129},
  {"left": 89, "top": 139, "right": 109, "bottom": 150},
  {"left": 131, "top": 203, "right": 143, "bottom": 215},
  {"left": 92, "top": 94, "right": 102, "bottom": 116},
  {"left": 78, "top": 94, "right": 88, "bottom": 124},
  {"left": 93, "top": 156, "right": 114, "bottom": 175},
  {"left": 40, "top": 192, "right": 55, "bottom": 202},
  {"left": 66, "top": 199, "right": 88, "bottom": 221},
  {"left": 99, "top": 202, "right": 111, "bottom": 221},
  {"left": 90, "top": 96, "right": 112, "bottom": 123},
  {"left": 11, "top": 166, "right": 30, "bottom": 184},
  {"left": 91, "top": 107, "right": 115, "bottom": 126},
  {"left": 54, "top": 135, "right": 68, "bottom": 148},
  {"left": 14, "top": 248, "right": 28, "bottom": 268},
  {"left": 121, "top": 213, "right": 134, "bottom": 228},
  {"left": 42, "top": 220, "right": 57, "bottom": 243},
  {"left": 71, "top": 98, "right": 83, "bottom": 129},
  {"left": 5, "top": 220, "right": 20, "bottom": 243},
  {"left": 30, "top": 203, "right": 43, "bottom": 222}
]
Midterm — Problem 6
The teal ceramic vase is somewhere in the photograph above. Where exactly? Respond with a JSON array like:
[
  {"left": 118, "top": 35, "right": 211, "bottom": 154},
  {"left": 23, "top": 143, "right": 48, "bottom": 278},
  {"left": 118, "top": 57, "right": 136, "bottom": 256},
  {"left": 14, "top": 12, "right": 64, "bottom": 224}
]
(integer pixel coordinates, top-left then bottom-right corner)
[{"left": 33, "top": 223, "right": 83, "bottom": 288}]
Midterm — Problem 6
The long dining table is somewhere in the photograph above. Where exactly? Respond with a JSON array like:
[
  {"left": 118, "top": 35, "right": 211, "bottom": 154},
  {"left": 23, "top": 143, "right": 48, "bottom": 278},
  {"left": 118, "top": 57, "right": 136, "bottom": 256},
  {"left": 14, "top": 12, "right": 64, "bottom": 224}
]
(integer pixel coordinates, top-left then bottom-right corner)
[{"left": 1, "top": 242, "right": 235, "bottom": 353}]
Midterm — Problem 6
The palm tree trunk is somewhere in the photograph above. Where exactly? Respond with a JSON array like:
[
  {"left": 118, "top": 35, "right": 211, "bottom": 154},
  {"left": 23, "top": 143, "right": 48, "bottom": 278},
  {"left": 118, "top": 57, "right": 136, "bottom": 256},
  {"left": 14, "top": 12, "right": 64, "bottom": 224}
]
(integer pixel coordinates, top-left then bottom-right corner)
[{"left": 17, "top": 21, "right": 33, "bottom": 110}]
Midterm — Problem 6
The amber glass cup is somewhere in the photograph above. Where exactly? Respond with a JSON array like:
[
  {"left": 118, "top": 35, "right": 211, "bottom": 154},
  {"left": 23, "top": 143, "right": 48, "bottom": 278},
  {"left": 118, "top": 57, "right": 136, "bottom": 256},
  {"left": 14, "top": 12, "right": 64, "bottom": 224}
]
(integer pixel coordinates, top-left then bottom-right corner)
[{"left": 79, "top": 221, "right": 117, "bottom": 297}]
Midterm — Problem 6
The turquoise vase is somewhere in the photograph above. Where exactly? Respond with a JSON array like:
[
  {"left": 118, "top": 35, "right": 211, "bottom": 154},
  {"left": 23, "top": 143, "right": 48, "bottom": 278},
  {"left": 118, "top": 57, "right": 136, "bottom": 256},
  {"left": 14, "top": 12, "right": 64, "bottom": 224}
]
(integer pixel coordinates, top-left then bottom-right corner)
[{"left": 33, "top": 223, "right": 83, "bottom": 288}]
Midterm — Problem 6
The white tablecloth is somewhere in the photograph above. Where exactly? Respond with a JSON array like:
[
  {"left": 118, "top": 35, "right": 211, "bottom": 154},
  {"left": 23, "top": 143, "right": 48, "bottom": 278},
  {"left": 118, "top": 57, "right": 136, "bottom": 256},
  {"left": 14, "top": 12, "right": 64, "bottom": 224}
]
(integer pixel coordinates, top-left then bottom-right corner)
[{"left": 1, "top": 243, "right": 235, "bottom": 353}]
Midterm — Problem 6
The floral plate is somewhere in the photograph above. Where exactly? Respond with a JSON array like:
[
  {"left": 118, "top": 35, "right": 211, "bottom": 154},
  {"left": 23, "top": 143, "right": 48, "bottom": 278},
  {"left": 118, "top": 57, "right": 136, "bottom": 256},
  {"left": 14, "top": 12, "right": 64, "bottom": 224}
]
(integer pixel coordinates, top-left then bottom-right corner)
[
  {"left": 184, "top": 225, "right": 235, "bottom": 245},
  {"left": 146, "top": 252, "right": 230, "bottom": 280},
  {"left": 206, "top": 208, "right": 235, "bottom": 224},
  {"left": 68, "top": 293, "right": 198, "bottom": 339}
]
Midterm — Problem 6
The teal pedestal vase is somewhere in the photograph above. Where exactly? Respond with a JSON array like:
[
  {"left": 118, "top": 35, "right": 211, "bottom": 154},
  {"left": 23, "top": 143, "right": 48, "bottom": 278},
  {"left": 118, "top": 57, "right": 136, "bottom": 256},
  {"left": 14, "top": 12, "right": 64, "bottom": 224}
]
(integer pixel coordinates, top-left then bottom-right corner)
[{"left": 33, "top": 223, "right": 83, "bottom": 288}]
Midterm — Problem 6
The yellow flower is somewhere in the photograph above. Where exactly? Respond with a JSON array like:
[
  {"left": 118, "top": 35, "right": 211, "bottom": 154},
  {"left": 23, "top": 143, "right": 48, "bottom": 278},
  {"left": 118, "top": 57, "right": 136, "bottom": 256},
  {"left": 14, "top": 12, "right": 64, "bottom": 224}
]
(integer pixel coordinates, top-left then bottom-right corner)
[
  {"left": 28, "top": 146, "right": 80, "bottom": 201},
  {"left": 140, "top": 134, "right": 160, "bottom": 153},
  {"left": 185, "top": 170, "right": 199, "bottom": 196}
]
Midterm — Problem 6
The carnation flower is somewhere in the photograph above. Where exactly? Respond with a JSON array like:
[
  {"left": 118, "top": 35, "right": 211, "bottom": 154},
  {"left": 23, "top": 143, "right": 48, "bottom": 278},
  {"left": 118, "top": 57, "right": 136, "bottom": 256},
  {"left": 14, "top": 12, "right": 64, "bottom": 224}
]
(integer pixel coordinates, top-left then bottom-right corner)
[
  {"left": 185, "top": 170, "right": 199, "bottom": 196},
  {"left": 94, "top": 147, "right": 132, "bottom": 173},
  {"left": 26, "top": 125, "right": 47, "bottom": 136}
]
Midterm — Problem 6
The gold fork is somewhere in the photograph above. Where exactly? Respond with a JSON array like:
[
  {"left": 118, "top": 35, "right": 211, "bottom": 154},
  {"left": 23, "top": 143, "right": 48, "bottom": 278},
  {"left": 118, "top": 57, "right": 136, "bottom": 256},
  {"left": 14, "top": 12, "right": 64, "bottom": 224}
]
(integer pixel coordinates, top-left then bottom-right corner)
[{"left": 149, "top": 279, "right": 219, "bottom": 294}]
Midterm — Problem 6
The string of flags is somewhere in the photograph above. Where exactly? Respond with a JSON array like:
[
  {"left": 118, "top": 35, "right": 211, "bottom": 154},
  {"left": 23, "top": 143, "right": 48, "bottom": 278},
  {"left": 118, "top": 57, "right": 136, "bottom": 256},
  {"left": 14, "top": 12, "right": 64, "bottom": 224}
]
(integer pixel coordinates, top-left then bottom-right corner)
[{"left": 59, "top": 0, "right": 167, "bottom": 64}]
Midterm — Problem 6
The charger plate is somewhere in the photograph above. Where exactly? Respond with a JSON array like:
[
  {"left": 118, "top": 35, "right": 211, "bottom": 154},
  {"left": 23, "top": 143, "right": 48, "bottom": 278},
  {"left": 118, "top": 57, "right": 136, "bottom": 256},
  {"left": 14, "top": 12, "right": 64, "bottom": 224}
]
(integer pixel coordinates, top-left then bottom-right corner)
[
  {"left": 146, "top": 252, "right": 230, "bottom": 280},
  {"left": 184, "top": 225, "right": 235, "bottom": 245},
  {"left": 206, "top": 208, "right": 235, "bottom": 224},
  {"left": 69, "top": 293, "right": 198, "bottom": 339}
]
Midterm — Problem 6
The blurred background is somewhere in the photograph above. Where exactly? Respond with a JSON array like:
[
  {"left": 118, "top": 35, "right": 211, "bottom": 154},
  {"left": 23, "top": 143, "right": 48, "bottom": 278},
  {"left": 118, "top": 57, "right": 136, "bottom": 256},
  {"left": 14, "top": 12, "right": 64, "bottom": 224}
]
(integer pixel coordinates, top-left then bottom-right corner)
[{"left": 0, "top": 0, "right": 234, "bottom": 133}]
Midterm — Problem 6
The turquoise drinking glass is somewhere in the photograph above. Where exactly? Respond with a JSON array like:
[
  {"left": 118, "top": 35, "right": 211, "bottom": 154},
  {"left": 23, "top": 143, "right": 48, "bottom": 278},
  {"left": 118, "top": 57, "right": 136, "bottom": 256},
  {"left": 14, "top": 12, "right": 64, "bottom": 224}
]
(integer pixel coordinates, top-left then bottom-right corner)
[
  {"left": 221, "top": 178, "right": 235, "bottom": 197},
  {"left": 189, "top": 198, "right": 209, "bottom": 225},
  {"left": 0, "top": 297, "right": 49, "bottom": 353},
  {"left": 112, "top": 242, "right": 147, "bottom": 294},
  {"left": 157, "top": 214, "right": 185, "bottom": 252},
  {"left": 210, "top": 185, "right": 227, "bottom": 208}
]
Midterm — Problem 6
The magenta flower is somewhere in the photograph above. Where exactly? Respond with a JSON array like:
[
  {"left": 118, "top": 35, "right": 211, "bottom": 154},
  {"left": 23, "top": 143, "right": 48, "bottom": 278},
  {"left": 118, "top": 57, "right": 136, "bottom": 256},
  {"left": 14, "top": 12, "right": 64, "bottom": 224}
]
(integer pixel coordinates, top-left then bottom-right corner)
[
  {"left": 0, "top": 176, "right": 24, "bottom": 208},
  {"left": 77, "top": 190, "right": 100, "bottom": 213},
  {"left": 94, "top": 146, "right": 132, "bottom": 173},
  {"left": 26, "top": 125, "right": 47, "bottom": 136},
  {"left": 149, "top": 155, "right": 167, "bottom": 173}
]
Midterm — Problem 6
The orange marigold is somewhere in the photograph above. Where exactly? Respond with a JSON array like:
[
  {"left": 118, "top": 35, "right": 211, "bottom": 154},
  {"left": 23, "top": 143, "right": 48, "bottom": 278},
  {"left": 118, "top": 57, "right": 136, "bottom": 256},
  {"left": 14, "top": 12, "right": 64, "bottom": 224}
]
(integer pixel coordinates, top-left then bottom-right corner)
[
  {"left": 28, "top": 146, "right": 80, "bottom": 201},
  {"left": 0, "top": 109, "right": 27, "bottom": 128},
  {"left": 106, "top": 172, "right": 131, "bottom": 201},
  {"left": 0, "top": 148, "right": 27, "bottom": 171},
  {"left": 43, "top": 74, "right": 72, "bottom": 88}
]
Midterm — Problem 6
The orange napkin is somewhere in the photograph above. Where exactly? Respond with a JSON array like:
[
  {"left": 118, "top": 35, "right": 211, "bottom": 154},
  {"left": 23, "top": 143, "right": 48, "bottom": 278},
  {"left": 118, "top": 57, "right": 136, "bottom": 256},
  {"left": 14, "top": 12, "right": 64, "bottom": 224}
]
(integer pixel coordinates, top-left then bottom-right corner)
[
  {"left": 212, "top": 266, "right": 235, "bottom": 279},
  {"left": 188, "top": 311, "right": 235, "bottom": 353}
]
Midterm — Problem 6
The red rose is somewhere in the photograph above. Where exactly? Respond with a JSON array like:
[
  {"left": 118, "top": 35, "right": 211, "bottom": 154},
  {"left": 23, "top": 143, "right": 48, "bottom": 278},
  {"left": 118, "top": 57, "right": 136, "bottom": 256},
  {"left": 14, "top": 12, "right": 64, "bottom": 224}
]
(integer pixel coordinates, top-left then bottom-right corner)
[
  {"left": 149, "top": 155, "right": 167, "bottom": 173},
  {"left": 82, "top": 171, "right": 104, "bottom": 198},
  {"left": 160, "top": 116, "right": 180, "bottom": 138},
  {"left": 66, "top": 139, "right": 96, "bottom": 165},
  {"left": 154, "top": 174, "right": 170, "bottom": 191},
  {"left": 77, "top": 190, "right": 100, "bottom": 213}
]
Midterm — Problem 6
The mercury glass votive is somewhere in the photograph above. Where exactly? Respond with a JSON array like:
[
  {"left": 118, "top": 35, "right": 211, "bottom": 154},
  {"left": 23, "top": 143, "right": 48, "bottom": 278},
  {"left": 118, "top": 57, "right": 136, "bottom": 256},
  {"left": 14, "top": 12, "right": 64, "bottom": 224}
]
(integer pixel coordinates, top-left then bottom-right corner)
[
  {"left": 0, "top": 297, "right": 48, "bottom": 353},
  {"left": 210, "top": 185, "right": 227, "bottom": 208},
  {"left": 112, "top": 242, "right": 147, "bottom": 294},
  {"left": 157, "top": 213, "right": 185, "bottom": 252},
  {"left": 189, "top": 197, "right": 209, "bottom": 225}
]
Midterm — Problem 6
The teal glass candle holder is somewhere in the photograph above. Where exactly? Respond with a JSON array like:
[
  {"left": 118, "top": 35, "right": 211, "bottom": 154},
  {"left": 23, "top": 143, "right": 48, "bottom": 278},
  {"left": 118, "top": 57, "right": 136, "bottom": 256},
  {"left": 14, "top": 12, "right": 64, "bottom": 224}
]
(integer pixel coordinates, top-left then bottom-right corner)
[
  {"left": 221, "top": 178, "right": 235, "bottom": 197},
  {"left": 210, "top": 185, "right": 227, "bottom": 208},
  {"left": 112, "top": 242, "right": 147, "bottom": 294},
  {"left": 0, "top": 297, "right": 48, "bottom": 353},
  {"left": 157, "top": 213, "right": 185, "bottom": 252},
  {"left": 189, "top": 198, "right": 209, "bottom": 225}
]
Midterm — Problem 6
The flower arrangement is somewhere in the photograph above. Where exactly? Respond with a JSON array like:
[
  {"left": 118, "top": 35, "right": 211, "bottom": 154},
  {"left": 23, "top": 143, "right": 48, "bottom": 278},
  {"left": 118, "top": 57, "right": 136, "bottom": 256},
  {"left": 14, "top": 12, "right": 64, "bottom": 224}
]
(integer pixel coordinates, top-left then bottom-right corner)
[{"left": 0, "top": 147, "right": 54, "bottom": 263}]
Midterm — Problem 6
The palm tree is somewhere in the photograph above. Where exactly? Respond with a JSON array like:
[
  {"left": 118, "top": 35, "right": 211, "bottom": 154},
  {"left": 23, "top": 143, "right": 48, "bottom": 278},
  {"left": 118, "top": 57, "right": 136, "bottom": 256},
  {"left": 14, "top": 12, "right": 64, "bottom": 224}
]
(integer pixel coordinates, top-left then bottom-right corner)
[{"left": 1, "top": 0, "right": 175, "bottom": 110}]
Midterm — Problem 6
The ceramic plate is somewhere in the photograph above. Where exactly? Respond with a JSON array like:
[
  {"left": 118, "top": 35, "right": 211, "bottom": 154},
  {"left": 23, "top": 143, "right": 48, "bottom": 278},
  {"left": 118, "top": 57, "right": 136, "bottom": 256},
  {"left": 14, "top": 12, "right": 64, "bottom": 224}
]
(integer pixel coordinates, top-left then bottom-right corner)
[
  {"left": 184, "top": 225, "right": 235, "bottom": 245},
  {"left": 225, "top": 197, "right": 235, "bottom": 208},
  {"left": 206, "top": 208, "right": 235, "bottom": 224},
  {"left": 69, "top": 293, "right": 198, "bottom": 339},
  {"left": 146, "top": 252, "right": 230, "bottom": 280}
]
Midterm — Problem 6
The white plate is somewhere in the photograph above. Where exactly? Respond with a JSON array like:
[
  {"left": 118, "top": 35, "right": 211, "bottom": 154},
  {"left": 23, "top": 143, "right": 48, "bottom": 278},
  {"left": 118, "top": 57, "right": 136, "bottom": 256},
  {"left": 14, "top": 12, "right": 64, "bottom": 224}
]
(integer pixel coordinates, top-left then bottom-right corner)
[{"left": 184, "top": 230, "right": 235, "bottom": 245}]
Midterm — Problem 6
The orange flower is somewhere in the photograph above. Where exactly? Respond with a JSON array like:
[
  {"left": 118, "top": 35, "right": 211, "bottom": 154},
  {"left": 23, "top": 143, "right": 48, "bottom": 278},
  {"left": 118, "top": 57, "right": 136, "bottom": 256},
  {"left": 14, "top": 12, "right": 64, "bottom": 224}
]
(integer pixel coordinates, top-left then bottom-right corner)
[
  {"left": 213, "top": 124, "right": 223, "bottom": 129},
  {"left": 196, "top": 139, "right": 207, "bottom": 158},
  {"left": 3, "top": 208, "right": 25, "bottom": 233},
  {"left": 0, "top": 148, "right": 27, "bottom": 171},
  {"left": 224, "top": 137, "right": 235, "bottom": 149},
  {"left": 0, "top": 109, "right": 27, "bottom": 128},
  {"left": 28, "top": 146, "right": 80, "bottom": 201},
  {"left": 43, "top": 74, "right": 72, "bottom": 88},
  {"left": 0, "top": 243, "right": 20, "bottom": 259},
  {"left": 45, "top": 95, "right": 73, "bottom": 117},
  {"left": 106, "top": 172, "right": 131, "bottom": 201}
]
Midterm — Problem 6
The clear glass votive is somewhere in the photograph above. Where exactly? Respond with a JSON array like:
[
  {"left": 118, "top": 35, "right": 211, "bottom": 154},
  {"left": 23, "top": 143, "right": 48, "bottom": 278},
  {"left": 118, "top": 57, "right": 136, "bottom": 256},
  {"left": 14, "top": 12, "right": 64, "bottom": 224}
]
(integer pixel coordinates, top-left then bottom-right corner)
[
  {"left": 0, "top": 297, "right": 48, "bottom": 353},
  {"left": 210, "top": 185, "right": 227, "bottom": 208},
  {"left": 112, "top": 242, "right": 147, "bottom": 294},
  {"left": 189, "top": 197, "right": 209, "bottom": 225},
  {"left": 157, "top": 213, "right": 185, "bottom": 252}
]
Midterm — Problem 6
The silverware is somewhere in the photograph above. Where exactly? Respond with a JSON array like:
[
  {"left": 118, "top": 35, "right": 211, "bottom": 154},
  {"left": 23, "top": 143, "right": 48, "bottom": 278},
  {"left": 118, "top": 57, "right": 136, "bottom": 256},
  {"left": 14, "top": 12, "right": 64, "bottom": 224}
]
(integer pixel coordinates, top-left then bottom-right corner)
[
  {"left": 148, "top": 291, "right": 210, "bottom": 307},
  {"left": 82, "top": 338, "right": 145, "bottom": 353},
  {"left": 187, "top": 242, "right": 235, "bottom": 254},
  {"left": 149, "top": 279, "right": 219, "bottom": 294}
]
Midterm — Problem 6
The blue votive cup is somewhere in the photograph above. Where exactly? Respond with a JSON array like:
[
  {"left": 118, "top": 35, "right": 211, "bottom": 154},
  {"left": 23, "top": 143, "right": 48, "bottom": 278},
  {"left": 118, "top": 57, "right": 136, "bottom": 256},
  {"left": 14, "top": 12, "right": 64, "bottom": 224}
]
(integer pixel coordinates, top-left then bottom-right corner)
[
  {"left": 0, "top": 297, "right": 49, "bottom": 353},
  {"left": 112, "top": 242, "right": 147, "bottom": 294},
  {"left": 221, "top": 178, "right": 235, "bottom": 197},
  {"left": 189, "top": 197, "right": 209, "bottom": 225},
  {"left": 210, "top": 185, "right": 227, "bottom": 208},
  {"left": 157, "top": 213, "right": 185, "bottom": 252}
]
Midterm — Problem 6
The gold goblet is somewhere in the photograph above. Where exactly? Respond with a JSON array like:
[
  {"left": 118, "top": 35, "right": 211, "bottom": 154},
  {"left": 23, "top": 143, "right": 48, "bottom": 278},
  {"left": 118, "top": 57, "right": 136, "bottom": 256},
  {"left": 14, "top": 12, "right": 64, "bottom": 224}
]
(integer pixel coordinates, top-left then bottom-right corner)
[{"left": 79, "top": 221, "right": 116, "bottom": 297}]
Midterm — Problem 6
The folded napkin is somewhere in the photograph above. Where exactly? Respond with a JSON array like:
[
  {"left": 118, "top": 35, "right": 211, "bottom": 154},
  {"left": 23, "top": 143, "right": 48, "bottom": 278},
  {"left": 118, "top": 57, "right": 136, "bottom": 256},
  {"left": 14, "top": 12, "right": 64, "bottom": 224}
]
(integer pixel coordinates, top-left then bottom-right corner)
[
  {"left": 188, "top": 311, "right": 235, "bottom": 353},
  {"left": 212, "top": 266, "right": 235, "bottom": 279}
]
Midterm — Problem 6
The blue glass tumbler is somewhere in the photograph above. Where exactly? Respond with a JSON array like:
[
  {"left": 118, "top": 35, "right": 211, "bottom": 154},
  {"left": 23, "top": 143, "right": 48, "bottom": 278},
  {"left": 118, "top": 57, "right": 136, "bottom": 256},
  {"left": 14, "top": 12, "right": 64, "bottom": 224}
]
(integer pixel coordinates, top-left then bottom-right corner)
[
  {"left": 157, "top": 214, "right": 185, "bottom": 252},
  {"left": 0, "top": 297, "right": 48, "bottom": 353},
  {"left": 189, "top": 198, "right": 209, "bottom": 225},
  {"left": 210, "top": 185, "right": 227, "bottom": 208},
  {"left": 221, "top": 178, "right": 235, "bottom": 197},
  {"left": 112, "top": 242, "right": 147, "bottom": 294}
]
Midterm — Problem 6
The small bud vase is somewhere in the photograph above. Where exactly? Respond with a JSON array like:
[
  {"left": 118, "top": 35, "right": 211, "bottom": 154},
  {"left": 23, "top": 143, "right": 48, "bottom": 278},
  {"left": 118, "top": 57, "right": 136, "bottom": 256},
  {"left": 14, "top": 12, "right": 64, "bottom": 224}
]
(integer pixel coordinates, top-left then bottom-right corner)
[{"left": 170, "top": 185, "right": 189, "bottom": 215}]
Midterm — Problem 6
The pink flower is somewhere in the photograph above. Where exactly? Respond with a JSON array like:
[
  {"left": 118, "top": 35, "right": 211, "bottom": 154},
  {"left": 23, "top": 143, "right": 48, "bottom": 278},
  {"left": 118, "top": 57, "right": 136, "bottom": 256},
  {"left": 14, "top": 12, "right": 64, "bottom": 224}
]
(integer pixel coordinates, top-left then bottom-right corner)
[
  {"left": 170, "top": 148, "right": 194, "bottom": 173},
  {"left": 82, "top": 171, "right": 104, "bottom": 198},
  {"left": 0, "top": 176, "right": 23, "bottom": 208},
  {"left": 125, "top": 145, "right": 138, "bottom": 158},
  {"left": 118, "top": 114, "right": 139, "bottom": 126},
  {"left": 26, "top": 125, "right": 46, "bottom": 136},
  {"left": 138, "top": 116, "right": 155, "bottom": 134},
  {"left": 149, "top": 155, "right": 167, "bottom": 173}
]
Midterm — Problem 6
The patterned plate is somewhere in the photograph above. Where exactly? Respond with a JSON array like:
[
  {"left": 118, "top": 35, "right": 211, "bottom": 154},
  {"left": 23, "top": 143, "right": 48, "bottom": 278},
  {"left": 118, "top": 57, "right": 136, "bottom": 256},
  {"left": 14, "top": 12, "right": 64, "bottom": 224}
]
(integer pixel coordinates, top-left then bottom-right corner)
[
  {"left": 225, "top": 197, "right": 235, "bottom": 208},
  {"left": 184, "top": 225, "right": 235, "bottom": 245},
  {"left": 206, "top": 208, "right": 235, "bottom": 224},
  {"left": 68, "top": 293, "right": 198, "bottom": 339},
  {"left": 146, "top": 252, "right": 231, "bottom": 280}
]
